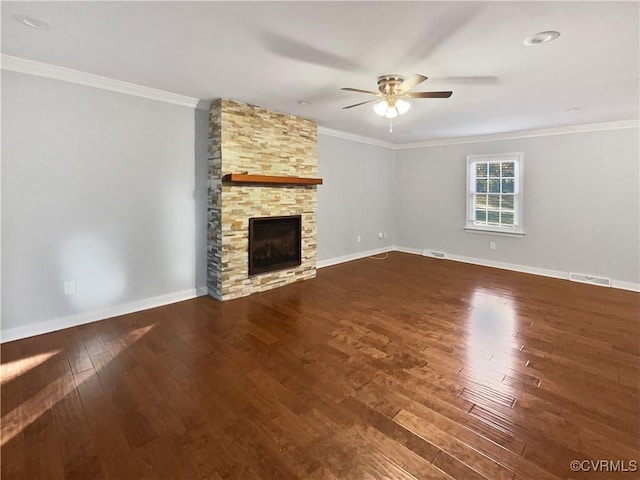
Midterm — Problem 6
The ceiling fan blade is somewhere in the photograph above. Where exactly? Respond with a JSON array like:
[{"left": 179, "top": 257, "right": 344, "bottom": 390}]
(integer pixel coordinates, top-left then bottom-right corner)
[
  {"left": 398, "top": 74, "right": 428, "bottom": 93},
  {"left": 436, "top": 76, "right": 498, "bottom": 85},
  {"left": 341, "top": 87, "right": 380, "bottom": 95},
  {"left": 342, "top": 99, "right": 378, "bottom": 109},
  {"left": 260, "top": 32, "right": 365, "bottom": 72},
  {"left": 407, "top": 91, "right": 453, "bottom": 98}
]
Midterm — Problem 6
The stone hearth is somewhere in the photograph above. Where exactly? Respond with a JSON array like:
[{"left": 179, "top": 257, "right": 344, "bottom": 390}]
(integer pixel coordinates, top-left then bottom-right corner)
[{"left": 207, "top": 99, "right": 318, "bottom": 300}]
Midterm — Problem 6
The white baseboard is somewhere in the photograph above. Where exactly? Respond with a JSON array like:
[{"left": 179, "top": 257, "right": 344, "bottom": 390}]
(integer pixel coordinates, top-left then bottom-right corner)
[
  {"left": 611, "top": 280, "right": 640, "bottom": 292},
  {"left": 4, "top": 247, "right": 637, "bottom": 343},
  {"left": 319, "top": 245, "right": 640, "bottom": 293},
  {"left": 415, "top": 247, "right": 639, "bottom": 292},
  {"left": 433, "top": 250, "right": 568, "bottom": 280},
  {"left": 317, "top": 246, "right": 392, "bottom": 268},
  {"left": 393, "top": 246, "right": 423, "bottom": 256},
  {"left": 196, "top": 286, "right": 209, "bottom": 296},
  {"left": 1, "top": 287, "right": 208, "bottom": 343}
]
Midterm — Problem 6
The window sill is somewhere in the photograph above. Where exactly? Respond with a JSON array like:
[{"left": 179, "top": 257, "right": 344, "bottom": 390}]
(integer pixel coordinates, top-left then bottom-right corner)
[{"left": 464, "top": 226, "right": 525, "bottom": 238}]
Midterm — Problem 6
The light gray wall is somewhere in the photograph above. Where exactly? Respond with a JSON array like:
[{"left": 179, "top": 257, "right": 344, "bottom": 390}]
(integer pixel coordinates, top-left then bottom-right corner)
[
  {"left": 1, "top": 71, "right": 208, "bottom": 337},
  {"left": 3, "top": 69, "right": 637, "bottom": 340},
  {"left": 395, "top": 128, "right": 640, "bottom": 284},
  {"left": 317, "top": 134, "right": 395, "bottom": 262}
]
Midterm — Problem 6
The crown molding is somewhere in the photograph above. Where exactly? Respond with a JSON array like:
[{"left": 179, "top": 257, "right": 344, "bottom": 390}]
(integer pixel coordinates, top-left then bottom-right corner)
[
  {"left": 320, "top": 119, "right": 639, "bottom": 150},
  {"left": 3, "top": 55, "right": 636, "bottom": 141},
  {"left": 317, "top": 126, "right": 395, "bottom": 149},
  {"left": 395, "top": 119, "right": 640, "bottom": 149},
  {"left": 1, "top": 54, "right": 205, "bottom": 110}
]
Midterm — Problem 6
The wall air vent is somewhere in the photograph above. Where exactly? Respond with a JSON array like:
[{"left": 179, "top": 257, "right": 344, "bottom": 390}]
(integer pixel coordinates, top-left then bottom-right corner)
[
  {"left": 569, "top": 272, "right": 611, "bottom": 287},
  {"left": 423, "top": 250, "right": 446, "bottom": 259}
]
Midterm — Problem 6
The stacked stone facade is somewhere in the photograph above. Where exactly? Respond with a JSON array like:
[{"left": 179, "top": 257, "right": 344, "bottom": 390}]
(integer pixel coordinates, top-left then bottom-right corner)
[{"left": 208, "top": 99, "right": 318, "bottom": 300}]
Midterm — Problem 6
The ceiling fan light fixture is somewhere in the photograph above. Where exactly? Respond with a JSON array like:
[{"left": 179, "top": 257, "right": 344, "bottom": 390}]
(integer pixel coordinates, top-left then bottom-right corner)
[
  {"left": 373, "top": 101, "right": 388, "bottom": 116},
  {"left": 395, "top": 99, "right": 411, "bottom": 115},
  {"left": 384, "top": 107, "right": 399, "bottom": 119},
  {"left": 343, "top": 73, "right": 450, "bottom": 123},
  {"left": 374, "top": 98, "right": 409, "bottom": 118}
]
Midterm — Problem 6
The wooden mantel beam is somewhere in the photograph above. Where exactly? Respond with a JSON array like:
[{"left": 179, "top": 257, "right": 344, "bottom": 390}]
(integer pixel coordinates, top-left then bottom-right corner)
[{"left": 222, "top": 173, "right": 323, "bottom": 186}]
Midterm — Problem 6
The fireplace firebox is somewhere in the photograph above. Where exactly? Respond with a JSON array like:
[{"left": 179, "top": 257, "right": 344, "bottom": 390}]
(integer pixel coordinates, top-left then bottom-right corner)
[{"left": 248, "top": 215, "right": 302, "bottom": 275}]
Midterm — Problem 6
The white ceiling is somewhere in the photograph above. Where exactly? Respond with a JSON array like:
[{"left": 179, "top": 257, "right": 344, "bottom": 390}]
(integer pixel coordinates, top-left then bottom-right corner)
[{"left": 2, "top": 1, "right": 639, "bottom": 144}]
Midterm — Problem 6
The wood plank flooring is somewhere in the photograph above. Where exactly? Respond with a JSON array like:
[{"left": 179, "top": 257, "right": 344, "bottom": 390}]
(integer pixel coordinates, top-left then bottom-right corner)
[{"left": 2, "top": 252, "right": 639, "bottom": 479}]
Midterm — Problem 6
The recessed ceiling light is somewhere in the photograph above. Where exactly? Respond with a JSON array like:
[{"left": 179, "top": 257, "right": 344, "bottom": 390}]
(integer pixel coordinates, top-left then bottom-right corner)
[
  {"left": 13, "top": 14, "right": 50, "bottom": 30},
  {"left": 565, "top": 106, "right": 583, "bottom": 112},
  {"left": 297, "top": 100, "right": 312, "bottom": 106},
  {"left": 524, "top": 31, "right": 560, "bottom": 46}
]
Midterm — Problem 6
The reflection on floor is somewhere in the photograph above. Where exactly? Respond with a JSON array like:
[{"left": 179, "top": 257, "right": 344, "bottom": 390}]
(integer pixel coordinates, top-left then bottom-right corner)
[{"left": 2, "top": 252, "right": 638, "bottom": 479}]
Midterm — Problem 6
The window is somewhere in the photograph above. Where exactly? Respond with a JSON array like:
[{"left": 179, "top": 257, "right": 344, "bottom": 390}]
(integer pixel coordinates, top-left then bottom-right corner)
[{"left": 466, "top": 152, "right": 524, "bottom": 236}]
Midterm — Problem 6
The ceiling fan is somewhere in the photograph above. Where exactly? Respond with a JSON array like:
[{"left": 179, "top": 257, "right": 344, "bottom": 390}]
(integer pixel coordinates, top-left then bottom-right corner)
[{"left": 341, "top": 74, "right": 452, "bottom": 119}]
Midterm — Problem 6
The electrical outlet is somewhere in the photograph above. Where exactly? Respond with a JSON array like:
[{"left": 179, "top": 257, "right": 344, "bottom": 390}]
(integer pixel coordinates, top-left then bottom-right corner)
[
  {"left": 383, "top": 232, "right": 388, "bottom": 239},
  {"left": 357, "top": 235, "right": 361, "bottom": 243},
  {"left": 64, "top": 280, "right": 76, "bottom": 295},
  {"left": 490, "top": 241, "right": 496, "bottom": 250}
]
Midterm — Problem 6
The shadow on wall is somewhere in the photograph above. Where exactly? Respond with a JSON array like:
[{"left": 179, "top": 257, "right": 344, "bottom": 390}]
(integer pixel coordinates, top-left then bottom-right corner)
[
  {"left": 194, "top": 107, "right": 210, "bottom": 292},
  {"left": 58, "top": 233, "right": 126, "bottom": 311}
]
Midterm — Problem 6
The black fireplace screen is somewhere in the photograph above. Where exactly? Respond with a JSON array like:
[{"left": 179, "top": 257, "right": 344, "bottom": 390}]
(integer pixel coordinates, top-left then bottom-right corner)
[{"left": 248, "top": 215, "right": 302, "bottom": 275}]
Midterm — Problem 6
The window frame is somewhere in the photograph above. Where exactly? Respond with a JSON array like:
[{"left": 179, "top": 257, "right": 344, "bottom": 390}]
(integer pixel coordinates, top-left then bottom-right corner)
[{"left": 465, "top": 152, "right": 525, "bottom": 237}]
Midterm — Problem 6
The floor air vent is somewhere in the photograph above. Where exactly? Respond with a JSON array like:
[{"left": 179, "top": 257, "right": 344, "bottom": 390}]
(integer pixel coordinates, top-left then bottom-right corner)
[
  {"left": 423, "top": 250, "right": 446, "bottom": 259},
  {"left": 569, "top": 272, "right": 611, "bottom": 287}
]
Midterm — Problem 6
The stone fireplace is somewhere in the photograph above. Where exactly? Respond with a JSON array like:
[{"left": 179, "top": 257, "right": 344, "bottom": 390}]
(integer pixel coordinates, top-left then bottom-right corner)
[{"left": 207, "top": 99, "right": 320, "bottom": 300}]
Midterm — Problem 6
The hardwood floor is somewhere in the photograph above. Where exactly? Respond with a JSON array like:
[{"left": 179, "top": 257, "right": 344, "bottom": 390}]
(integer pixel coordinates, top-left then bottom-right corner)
[{"left": 2, "top": 252, "right": 639, "bottom": 479}]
